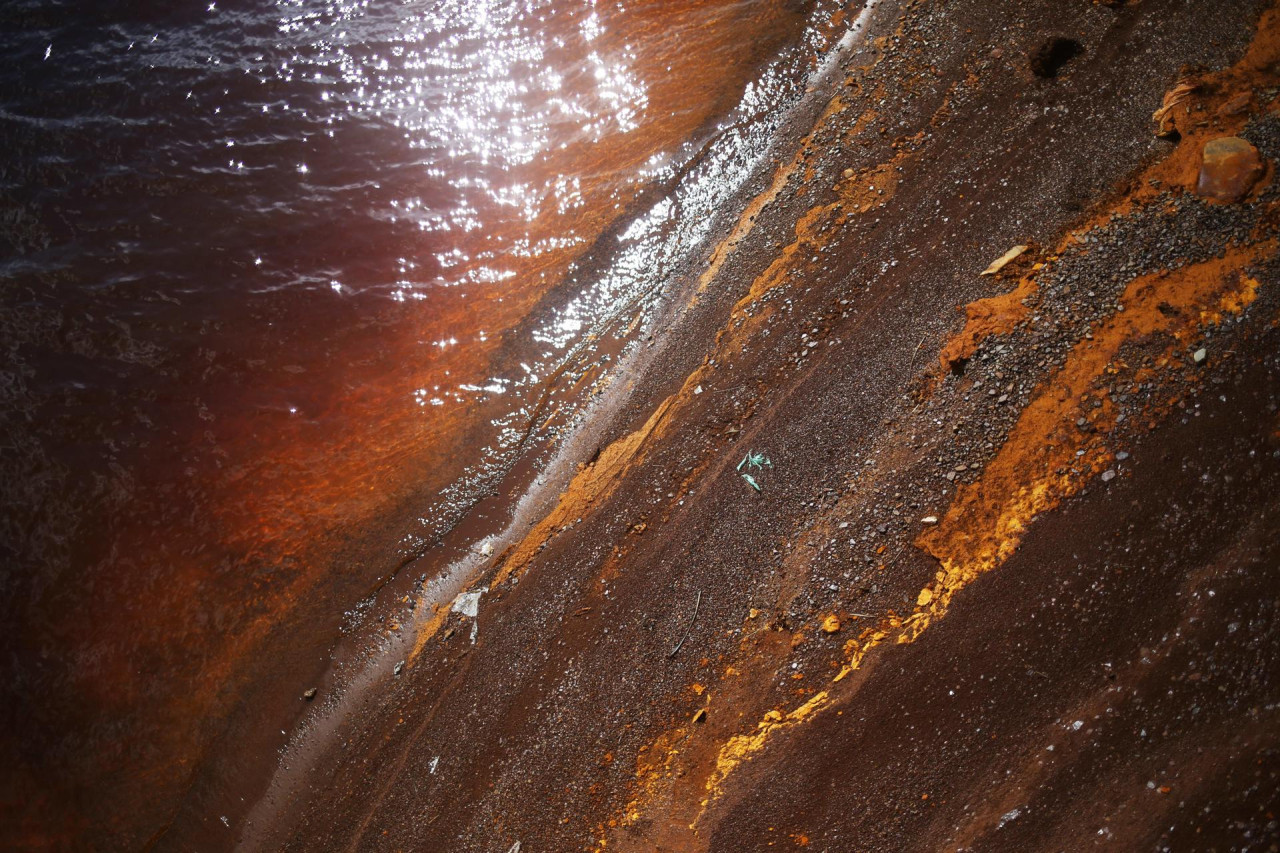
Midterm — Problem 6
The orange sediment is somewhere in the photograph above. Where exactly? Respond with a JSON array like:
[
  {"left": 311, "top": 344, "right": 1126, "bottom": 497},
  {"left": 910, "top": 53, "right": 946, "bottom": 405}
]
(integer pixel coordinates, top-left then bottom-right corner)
[
  {"left": 908, "top": 245, "right": 1272, "bottom": 643},
  {"left": 600, "top": 56, "right": 1280, "bottom": 851}
]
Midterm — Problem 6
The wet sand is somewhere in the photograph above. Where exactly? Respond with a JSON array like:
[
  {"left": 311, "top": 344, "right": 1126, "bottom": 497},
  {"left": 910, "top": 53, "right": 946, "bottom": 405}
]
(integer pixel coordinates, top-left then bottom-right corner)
[
  {"left": 9, "top": 0, "right": 1280, "bottom": 849},
  {"left": 233, "top": 0, "right": 1280, "bottom": 850}
]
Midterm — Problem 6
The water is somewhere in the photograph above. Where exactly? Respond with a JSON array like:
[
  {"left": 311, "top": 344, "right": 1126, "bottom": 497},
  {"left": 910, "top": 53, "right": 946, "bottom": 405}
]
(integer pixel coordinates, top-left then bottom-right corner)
[{"left": 0, "top": 0, "right": 844, "bottom": 847}]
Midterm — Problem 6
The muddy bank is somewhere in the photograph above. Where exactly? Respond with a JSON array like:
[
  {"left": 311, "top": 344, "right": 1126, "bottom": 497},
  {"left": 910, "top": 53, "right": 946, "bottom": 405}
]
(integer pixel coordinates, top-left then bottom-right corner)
[{"left": 244, "top": 0, "right": 1280, "bottom": 850}]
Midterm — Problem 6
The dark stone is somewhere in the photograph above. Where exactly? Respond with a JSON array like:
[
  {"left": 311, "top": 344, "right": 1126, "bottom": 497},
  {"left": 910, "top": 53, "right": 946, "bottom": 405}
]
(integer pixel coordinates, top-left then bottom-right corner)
[{"left": 1029, "top": 38, "right": 1083, "bottom": 78}]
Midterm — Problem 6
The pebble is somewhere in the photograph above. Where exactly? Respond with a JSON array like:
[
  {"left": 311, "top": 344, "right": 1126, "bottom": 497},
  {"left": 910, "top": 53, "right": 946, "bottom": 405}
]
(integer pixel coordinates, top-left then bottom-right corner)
[
  {"left": 1217, "top": 92, "right": 1252, "bottom": 117},
  {"left": 1101, "top": 470, "right": 1116, "bottom": 482},
  {"left": 1193, "top": 347, "right": 1207, "bottom": 364},
  {"left": 1196, "top": 137, "right": 1265, "bottom": 203},
  {"left": 303, "top": 687, "right": 317, "bottom": 701}
]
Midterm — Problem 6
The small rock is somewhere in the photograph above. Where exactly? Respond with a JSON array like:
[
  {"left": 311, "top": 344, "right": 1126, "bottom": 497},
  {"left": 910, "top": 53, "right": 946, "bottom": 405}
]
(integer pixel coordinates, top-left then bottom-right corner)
[
  {"left": 842, "top": 167, "right": 855, "bottom": 179},
  {"left": 1101, "top": 469, "right": 1116, "bottom": 482},
  {"left": 1217, "top": 92, "right": 1252, "bottom": 117},
  {"left": 921, "top": 516, "right": 939, "bottom": 525},
  {"left": 303, "top": 687, "right": 317, "bottom": 701},
  {"left": 693, "top": 384, "right": 703, "bottom": 395},
  {"left": 821, "top": 614, "right": 841, "bottom": 634},
  {"left": 1193, "top": 347, "right": 1207, "bottom": 363},
  {"left": 394, "top": 661, "right": 404, "bottom": 676},
  {"left": 1196, "top": 137, "right": 1265, "bottom": 203},
  {"left": 1116, "top": 451, "right": 1130, "bottom": 461}
]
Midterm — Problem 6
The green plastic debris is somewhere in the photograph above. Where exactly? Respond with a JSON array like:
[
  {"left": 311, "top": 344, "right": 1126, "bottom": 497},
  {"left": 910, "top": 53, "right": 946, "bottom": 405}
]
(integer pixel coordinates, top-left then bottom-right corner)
[{"left": 737, "top": 449, "right": 771, "bottom": 491}]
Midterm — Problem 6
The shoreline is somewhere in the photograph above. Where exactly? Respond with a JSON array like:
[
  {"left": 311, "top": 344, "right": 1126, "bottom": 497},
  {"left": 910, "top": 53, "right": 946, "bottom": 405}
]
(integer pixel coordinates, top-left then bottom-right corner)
[
  {"left": 160, "top": 3, "right": 863, "bottom": 848},
  {"left": 162, "top": 0, "right": 1280, "bottom": 849}
]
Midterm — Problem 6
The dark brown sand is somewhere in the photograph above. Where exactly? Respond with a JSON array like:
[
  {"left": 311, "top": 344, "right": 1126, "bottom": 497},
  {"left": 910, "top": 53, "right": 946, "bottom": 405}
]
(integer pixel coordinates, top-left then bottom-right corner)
[{"left": 223, "top": 0, "right": 1280, "bottom": 850}]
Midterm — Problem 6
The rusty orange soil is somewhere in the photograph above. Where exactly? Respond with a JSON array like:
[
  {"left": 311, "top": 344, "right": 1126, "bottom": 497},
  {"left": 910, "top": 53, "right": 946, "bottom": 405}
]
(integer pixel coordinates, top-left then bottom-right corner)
[{"left": 199, "top": 2, "right": 1280, "bottom": 852}]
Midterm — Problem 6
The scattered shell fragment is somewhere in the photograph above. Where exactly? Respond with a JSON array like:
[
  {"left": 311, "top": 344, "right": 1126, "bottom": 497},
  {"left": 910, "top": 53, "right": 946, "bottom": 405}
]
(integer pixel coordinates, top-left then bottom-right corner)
[
  {"left": 1152, "top": 79, "right": 1199, "bottom": 137},
  {"left": 980, "top": 245, "right": 1028, "bottom": 276},
  {"left": 452, "top": 590, "right": 483, "bottom": 619}
]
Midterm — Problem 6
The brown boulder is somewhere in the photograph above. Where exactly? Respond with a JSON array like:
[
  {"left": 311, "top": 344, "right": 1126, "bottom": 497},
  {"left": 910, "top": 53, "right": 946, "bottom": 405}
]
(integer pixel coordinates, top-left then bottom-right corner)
[{"left": 1196, "top": 136, "right": 1265, "bottom": 202}]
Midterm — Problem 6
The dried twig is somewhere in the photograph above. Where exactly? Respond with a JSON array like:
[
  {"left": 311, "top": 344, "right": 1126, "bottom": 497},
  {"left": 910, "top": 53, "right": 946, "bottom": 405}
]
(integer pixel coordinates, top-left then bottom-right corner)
[
  {"left": 909, "top": 333, "right": 926, "bottom": 370},
  {"left": 669, "top": 590, "right": 702, "bottom": 658}
]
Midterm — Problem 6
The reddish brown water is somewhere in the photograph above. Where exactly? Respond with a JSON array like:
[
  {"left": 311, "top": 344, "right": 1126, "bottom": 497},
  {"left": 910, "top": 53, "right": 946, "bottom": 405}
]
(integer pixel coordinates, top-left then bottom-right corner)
[{"left": 0, "top": 0, "right": 846, "bottom": 847}]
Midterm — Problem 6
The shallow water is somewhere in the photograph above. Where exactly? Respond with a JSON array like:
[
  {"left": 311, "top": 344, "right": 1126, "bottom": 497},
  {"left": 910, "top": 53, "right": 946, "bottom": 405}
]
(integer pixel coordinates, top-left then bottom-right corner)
[{"left": 0, "top": 0, "right": 843, "bottom": 846}]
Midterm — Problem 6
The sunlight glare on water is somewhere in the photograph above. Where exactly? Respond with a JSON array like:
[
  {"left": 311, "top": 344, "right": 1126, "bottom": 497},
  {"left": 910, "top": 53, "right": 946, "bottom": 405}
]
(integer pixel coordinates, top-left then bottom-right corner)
[
  {"left": 277, "top": 0, "right": 649, "bottom": 306},
  {"left": 0, "top": 0, "right": 848, "bottom": 846}
]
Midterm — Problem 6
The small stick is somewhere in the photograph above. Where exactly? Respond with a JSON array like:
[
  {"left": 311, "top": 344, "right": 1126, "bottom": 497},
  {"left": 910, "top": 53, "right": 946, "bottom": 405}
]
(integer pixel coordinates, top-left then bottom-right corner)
[{"left": 669, "top": 590, "right": 703, "bottom": 658}]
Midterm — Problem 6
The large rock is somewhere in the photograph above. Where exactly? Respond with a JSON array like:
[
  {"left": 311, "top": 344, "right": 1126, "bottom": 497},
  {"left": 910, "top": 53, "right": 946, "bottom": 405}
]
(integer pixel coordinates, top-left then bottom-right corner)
[{"left": 1196, "top": 136, "right": 1265, "bottom": 202}]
